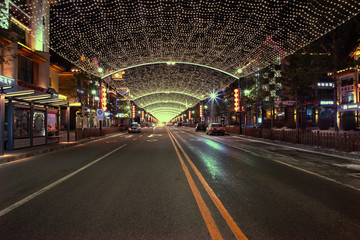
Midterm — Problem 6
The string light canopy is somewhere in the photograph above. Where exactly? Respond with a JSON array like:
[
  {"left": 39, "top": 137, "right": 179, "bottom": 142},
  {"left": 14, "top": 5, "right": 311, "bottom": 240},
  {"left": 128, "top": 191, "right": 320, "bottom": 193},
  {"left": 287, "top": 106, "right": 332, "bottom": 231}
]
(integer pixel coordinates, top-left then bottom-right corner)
[
  {"left": 48, "top": 0, "right": 360, "bottom": 120},
  {"left": 49, "top": 0, "right": 360, "bottom": 75},
  {"left": 109, "top": 63, "right": 235, "bottom": 120}
]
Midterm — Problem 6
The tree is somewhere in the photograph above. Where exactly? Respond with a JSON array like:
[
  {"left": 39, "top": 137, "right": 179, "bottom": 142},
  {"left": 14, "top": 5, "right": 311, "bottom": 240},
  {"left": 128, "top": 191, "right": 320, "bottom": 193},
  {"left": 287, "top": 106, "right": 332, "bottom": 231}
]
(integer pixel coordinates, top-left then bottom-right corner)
[{"left": 281, "top": 47, "right": 328, "bottom": 129}]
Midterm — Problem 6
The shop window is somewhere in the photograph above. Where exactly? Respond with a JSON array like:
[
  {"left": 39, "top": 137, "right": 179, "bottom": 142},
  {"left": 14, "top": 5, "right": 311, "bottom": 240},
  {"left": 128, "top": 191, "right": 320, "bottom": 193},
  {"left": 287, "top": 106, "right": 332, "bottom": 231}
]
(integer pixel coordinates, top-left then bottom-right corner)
[
  {"left": 342, "top": 92, "right": 354, "bottom": 104},
  {"left": 33, "top": 111, "right": 45, "bottom": 137},
  {"left": 14, "top": 108, "right": 30, "bottom": 138},
  {"left": 341, "top": 77, "right": 353, "bottom": 87},
  {"left": 47, "top": 113, "right": 58, "bottom": 134},
  {"left": 19, "top": 56, "right": 33, "bottom": 83}
]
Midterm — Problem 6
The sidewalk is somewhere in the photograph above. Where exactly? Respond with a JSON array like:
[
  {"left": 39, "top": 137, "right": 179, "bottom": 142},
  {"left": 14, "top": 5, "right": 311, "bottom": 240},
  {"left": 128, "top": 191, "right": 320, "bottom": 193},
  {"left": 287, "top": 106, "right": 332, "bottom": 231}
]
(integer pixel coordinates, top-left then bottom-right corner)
[
  {"left": 229, "top": 132, "right": 360, "bottom": 162},
  {"left": 0, "top": 131, "right": 119, "bottom": 165}
]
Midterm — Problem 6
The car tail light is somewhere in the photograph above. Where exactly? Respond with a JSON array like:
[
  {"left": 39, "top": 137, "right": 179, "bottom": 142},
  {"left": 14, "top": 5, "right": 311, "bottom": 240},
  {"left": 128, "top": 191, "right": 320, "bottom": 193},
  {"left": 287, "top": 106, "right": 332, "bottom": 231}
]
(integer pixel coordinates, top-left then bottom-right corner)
[
  {"left": 211, "top": 127, "right": 214, "bottom": 130},
  {"left": 220, "top": 127, "right": 225, "bottom": 131}
]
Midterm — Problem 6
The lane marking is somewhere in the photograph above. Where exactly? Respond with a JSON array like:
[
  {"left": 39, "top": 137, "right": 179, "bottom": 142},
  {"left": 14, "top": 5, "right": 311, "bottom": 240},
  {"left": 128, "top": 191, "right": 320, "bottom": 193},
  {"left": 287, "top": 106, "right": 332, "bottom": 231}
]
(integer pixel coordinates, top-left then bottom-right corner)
[
  {"left": 169, "top": 130, "right": 248, "bottom": 240},
  {"left": 167, "top": 131, "right": 223, "bottom": 240},
  {"left": 197, "top": 134, "right": 360, "bottom": 193},
  {"left": 0, "top": 144, "right": 127, "bottom": 217}
]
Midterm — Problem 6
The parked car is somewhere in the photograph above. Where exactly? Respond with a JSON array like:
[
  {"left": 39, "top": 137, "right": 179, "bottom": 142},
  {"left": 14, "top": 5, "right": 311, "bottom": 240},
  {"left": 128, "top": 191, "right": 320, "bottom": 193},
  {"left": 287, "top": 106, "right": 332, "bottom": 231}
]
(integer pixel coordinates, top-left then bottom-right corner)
[
  {"left": 195, "top": 123, "right": 207, "bottom": 131},
  {"left": 128, "top": 123, "right": 141, "bottom": 133},
  {"left": 206, "top": 123, "right": 225, "bottom": 135}
]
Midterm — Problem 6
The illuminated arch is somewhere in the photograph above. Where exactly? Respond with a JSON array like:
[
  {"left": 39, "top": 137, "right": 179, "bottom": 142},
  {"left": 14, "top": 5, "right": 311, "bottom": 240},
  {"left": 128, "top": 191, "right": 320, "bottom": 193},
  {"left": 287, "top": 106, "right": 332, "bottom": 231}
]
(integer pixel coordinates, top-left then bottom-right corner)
[
  {"left": 141, "top": 101, "right": 188, "bottom": 109},
  {"left": 133, "top": 91, "right": 203, "bottom": 101},
  {"left": 102, "top": 62, "right": 239, "bottom": 80},
  {"left": 149, "top": 108, "right": 184, "bottom": 115}
]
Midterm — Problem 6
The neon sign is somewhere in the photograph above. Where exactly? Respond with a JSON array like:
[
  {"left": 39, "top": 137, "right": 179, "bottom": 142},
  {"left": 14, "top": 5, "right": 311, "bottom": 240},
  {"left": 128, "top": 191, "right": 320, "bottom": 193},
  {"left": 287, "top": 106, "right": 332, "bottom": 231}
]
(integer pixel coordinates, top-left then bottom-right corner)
[
  {"left": 234, "top": 89, "right": 240, "bottom": 112},
  {"left": 0, "top": 75, "right": 14, "bottom": 86},
  {"left": 101, "top": 87, "right": 107, "bottom": 111}
]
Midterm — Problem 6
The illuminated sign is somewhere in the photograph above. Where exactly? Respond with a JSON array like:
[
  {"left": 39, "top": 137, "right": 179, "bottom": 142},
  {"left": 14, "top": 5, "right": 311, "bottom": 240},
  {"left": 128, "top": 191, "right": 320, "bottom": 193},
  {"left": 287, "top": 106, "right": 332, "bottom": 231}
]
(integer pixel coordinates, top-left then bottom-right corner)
[
  {"left": 320, "top": 100, "right": 334, "bottom": 106},
  {"left": 234, "top": 88, "right": 240, "bottom": 112},
  {"left": 131, "top": 105, "right": 135, "bottom": 118},
  {"left": 317, "top": 82, "right": 334, "bottom": 88},
  {"left": 338, "top": 103, "right": 360, "bottom": 112},
  {"left": 101, "top": 87, "right": 107, "bottom": 111},
  {"left": 188, "top": 110, "right": 191, "bottom": 120},
  {"left": 0, "top": 75, "right": 14, "bottom": 85},
  {"left": 112, "top": 71, "right": 125, "bottom": 80},
  {"left": 115, "top": 113, "right": 129, "bottom": 118},
  {"left": 199, "top": 105, "right": 203, "bottom": 118},
  {"left": 141, "top": 111, "right": 144, "bottom": 121},
  {"left": 0, "top": 0, "right": 9, "bottom": 29}
]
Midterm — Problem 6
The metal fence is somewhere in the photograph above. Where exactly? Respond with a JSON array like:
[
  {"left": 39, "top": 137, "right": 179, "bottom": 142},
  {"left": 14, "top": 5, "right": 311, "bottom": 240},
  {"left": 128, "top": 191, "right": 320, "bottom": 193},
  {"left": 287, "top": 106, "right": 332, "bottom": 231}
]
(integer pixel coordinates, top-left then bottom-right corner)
[{"left": 240, "top": 128, "right": 360, "bottom": 152}]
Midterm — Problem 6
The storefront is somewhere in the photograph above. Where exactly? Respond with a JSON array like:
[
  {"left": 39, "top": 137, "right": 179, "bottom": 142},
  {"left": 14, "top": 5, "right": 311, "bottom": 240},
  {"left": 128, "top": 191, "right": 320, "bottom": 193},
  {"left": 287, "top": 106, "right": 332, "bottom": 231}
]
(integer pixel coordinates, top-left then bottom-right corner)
[
  {"left": 1, "top": 81, "right": 67, "bottom": 152},
  {"left": 338, "top": 103, "right": 360, "bottom": 129}
]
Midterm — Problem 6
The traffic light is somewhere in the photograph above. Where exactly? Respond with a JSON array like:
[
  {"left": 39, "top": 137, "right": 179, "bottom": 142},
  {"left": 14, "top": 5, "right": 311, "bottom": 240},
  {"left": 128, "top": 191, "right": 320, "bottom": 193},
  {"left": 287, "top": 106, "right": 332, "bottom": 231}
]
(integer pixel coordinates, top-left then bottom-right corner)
[{"left": 234, "top": 89, "right": 240, "bottom": 112}]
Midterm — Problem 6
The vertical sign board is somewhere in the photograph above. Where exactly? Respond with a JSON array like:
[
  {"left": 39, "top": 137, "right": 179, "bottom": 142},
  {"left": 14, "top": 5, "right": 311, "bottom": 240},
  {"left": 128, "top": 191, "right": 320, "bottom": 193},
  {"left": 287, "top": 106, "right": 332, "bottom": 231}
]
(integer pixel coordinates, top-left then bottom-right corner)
[
  {"left": 0, "top": 0, "right": 10, "bottom": 30},
  {"left": 97, "top": 109, "right": 104, "bottom": 121},
  {"left": 131, "top": 105, "right": 135, "bottom": 119},
  {"left": 234, "top": 89, "right": 240, "bottom": 112},
  {"left": 101, "top": 87, "right": 107, "bottom": 111}
]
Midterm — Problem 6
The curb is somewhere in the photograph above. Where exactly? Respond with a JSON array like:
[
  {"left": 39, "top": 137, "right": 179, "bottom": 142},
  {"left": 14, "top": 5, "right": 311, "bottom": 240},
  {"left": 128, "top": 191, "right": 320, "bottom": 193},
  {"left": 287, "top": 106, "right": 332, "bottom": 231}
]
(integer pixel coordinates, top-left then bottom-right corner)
[
  {"left": 0, "top": 132, "right": 126, "bottom": 165},
  {"left": 229, "top": 133, "right": 360, "bottom": 162}
]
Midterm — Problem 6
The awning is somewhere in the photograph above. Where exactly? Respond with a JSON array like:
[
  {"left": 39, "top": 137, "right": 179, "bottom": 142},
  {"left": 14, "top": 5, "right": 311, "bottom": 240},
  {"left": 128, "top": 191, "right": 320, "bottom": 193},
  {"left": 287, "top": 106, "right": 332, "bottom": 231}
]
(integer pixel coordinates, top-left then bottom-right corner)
[{"left": 2, "top": 84, "right": 68, "bottom": 106}]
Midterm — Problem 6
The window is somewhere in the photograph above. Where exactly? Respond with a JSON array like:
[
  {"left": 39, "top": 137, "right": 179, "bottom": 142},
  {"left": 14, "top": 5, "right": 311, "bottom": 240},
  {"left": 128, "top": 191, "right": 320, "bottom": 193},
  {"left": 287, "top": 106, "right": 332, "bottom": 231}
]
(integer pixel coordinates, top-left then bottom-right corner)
[
  {"left": 342, "top": 92, "right": 354, "bottom": 104},
  {"left": 33, "top": 111, "right": 45, "bottom": 137},
  {"left": 14, "top": 108, "right": 30, "bottom": 138},
  {"left": 340, "top": 77, "right": 353, "bottom": 87},
  {"left": 19, "top": 56, "right": 33, "bottom": 83}
]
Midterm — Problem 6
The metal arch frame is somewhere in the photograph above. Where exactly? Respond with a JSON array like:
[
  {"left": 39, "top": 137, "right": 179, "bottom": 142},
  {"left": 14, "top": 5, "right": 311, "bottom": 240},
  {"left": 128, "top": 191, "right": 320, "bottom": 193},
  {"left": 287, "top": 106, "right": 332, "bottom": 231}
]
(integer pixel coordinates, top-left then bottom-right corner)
[
  {"left": 132, "top": 91, "right": 203, "bottom": 101},
  {"left": 140, "top": 100, "right": 188, "bottom": 109},
  {"left": 143, "top": 102, "right": 188, "bottom": 111},
  {"left": 101, "top": 62, "right": 239, "bottom": 80},
  {"left": 148, "top": 107, "right": 184, "bottom": 113},
  {"left": 152, "top": 111, "right": 181, "bottom": 117},
  {"left": 149, "top": 109, "right": 183, "bottom": 116},
  {"left": 151, "top": 110, "right": 181, "bottom": 119}
]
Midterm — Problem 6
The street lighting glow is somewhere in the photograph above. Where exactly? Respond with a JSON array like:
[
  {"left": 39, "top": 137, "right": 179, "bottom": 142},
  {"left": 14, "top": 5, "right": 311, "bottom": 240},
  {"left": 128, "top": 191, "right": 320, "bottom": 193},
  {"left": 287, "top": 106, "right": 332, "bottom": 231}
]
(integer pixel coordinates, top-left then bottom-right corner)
[{"left": 210, "top": 92, "right": 217, "bottom": 100}]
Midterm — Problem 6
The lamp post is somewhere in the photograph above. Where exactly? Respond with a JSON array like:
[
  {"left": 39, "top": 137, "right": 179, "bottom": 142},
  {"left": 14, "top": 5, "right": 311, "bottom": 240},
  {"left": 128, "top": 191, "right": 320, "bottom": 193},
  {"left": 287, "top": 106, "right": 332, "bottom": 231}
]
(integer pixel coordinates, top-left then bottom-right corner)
[
  {"left": 210, "top": 92, "right": 217, "bottom": 124},
  {"left": 237, "top": 68, "right": 243, "bottom": 134}
]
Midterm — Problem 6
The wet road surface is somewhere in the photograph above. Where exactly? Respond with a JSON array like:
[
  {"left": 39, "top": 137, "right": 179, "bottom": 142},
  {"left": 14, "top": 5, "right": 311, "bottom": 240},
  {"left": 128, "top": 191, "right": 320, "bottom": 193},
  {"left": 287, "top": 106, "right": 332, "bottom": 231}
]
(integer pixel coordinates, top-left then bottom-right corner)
[{"left": 1, "top": 126, "right": 360, "bottom": 239}]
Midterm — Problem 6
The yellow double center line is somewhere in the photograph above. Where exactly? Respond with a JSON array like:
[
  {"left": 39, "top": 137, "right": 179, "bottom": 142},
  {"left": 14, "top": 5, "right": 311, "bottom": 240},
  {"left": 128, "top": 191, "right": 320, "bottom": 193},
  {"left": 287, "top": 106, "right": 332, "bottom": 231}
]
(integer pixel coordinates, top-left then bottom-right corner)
[{"left": 167, "top": 129, "right": 248, "bottom": 240}]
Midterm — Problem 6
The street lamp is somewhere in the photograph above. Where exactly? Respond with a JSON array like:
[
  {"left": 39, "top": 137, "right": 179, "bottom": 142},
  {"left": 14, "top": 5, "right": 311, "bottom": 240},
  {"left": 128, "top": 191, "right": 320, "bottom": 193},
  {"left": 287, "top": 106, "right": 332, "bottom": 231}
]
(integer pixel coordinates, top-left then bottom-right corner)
[{"left": 209, "top": 91, "right": 218, "bottom": 124}]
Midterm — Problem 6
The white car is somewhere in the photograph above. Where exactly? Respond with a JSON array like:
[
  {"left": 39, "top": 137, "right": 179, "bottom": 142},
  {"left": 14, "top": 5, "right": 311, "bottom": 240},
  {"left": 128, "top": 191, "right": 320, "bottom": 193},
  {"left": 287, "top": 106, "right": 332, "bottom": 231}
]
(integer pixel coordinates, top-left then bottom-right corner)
[{"left": 128, "top": 124, "right": 141, "bottom": 133}]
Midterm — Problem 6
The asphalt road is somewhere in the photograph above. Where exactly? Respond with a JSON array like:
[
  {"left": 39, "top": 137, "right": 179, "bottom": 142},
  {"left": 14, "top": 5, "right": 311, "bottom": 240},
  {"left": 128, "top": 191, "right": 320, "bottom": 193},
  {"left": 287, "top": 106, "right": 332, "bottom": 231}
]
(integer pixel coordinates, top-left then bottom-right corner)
[{"left": 0, "top": 126, "right": 360, "bottom": 240}]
